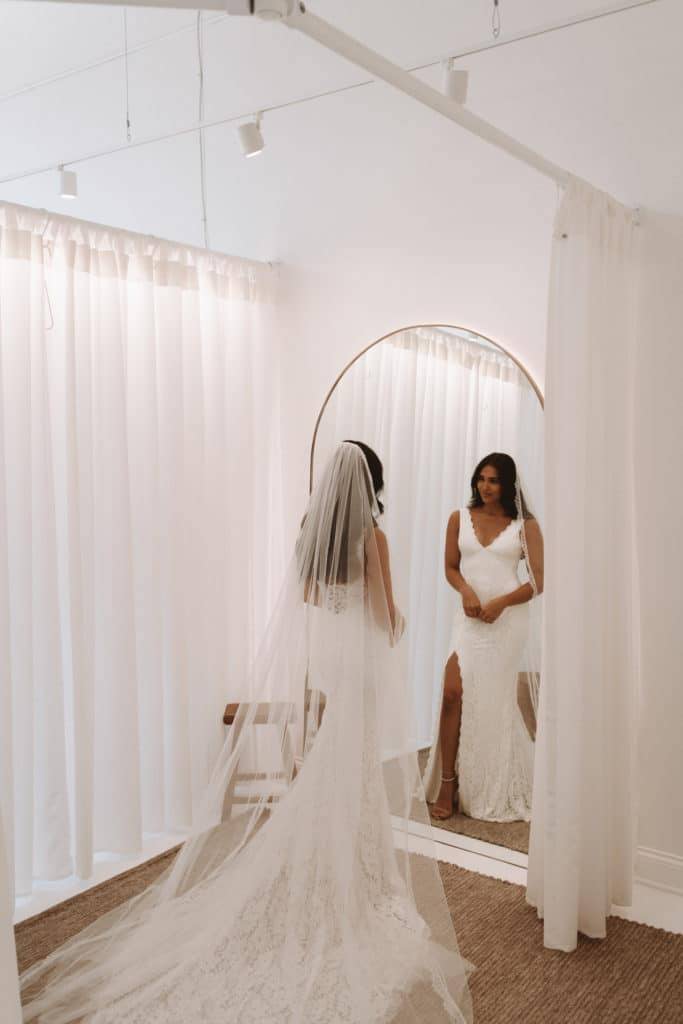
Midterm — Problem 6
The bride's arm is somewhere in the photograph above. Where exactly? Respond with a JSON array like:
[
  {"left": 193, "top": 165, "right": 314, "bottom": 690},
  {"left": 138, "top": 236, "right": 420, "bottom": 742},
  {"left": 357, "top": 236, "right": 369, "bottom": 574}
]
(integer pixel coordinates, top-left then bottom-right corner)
[
  {"left": 523, "top": 518, "right": 544, "bottom": 596},
  {"left": 367, "top": 527, "right": 400, "bottom": 634},
  {"left": 445, "top": 511, "right": 481, "bottom": 618}
]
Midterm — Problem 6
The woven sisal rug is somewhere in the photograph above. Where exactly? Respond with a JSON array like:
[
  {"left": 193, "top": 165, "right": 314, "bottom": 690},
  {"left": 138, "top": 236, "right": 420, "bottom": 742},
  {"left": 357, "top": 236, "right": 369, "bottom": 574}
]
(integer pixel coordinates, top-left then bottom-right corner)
[{"left": 15, "top": 849, "right": 683, "bottom": 1023}]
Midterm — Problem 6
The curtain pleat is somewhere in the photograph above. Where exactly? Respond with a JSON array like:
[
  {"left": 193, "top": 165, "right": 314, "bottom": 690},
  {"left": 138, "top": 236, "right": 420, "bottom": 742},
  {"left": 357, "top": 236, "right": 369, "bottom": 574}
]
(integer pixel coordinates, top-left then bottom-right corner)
[
  {"left": 526, "top": 178, "right": 638, "bottom": 950},
  {"left": 0, "top": 201, "right": 284, "bottom": 898}
]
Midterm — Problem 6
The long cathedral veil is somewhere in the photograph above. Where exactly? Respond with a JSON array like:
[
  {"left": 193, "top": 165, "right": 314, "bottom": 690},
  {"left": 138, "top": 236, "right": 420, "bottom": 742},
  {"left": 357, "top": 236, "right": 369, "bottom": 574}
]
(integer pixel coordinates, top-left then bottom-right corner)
[{"left": 21, "top": 442, "right": 472, "bottom": 1024}]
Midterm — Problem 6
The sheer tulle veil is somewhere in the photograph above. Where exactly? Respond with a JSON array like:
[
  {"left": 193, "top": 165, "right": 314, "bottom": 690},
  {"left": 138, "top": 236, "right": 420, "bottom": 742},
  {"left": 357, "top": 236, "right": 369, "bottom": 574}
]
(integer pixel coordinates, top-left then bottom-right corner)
[
  {"left": 515, "top": 469, "right": 544, "bottom": 722},
  {"left": 21, "top": 442, "right": 472, "bottom": 1024}
]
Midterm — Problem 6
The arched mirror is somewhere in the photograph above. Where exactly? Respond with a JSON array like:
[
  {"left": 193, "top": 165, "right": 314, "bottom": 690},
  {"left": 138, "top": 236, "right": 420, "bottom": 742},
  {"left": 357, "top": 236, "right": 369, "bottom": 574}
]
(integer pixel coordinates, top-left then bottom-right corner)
[{"left": 311, "top": 324, "right": 544, "bottom": 859}]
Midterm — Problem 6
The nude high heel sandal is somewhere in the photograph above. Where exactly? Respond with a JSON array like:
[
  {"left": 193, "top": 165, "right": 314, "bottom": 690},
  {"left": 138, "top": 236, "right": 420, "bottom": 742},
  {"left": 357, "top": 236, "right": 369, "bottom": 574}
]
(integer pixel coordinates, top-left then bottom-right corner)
[{"left": 429, "top": 775, "right": 458, "bottom": 821}]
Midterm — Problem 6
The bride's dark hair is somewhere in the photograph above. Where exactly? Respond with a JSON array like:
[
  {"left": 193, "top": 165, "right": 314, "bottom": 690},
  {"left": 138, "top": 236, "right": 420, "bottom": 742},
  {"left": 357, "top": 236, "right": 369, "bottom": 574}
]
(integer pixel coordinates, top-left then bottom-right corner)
[
  {"left": 468, "top": 452, "right": 531, "bottom": 519},
  {"left": 344, "top": 440, "right": 384, "bottom": 516},
  {"left": 297, "top": 441, "right": 384, "bottom": 590}
]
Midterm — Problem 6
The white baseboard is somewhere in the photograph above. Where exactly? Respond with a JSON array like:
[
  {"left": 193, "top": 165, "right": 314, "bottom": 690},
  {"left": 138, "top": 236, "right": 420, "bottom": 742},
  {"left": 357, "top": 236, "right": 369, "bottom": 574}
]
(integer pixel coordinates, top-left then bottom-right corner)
[
  {"left": 399, "top": 814, "right": 528, "bottom": 869},
  {"left": 13, "top": 832, "right": 184, "bottom": 925},
  {"left": 397, "top": 826, "right": 527, "bottom": 887},
  {"left": 402, "top": 826, "right": 683, "bottom": 934},
  {"left": 635, "top": 846, "right": 683, "bottom": 895},
  {"left": 612, "top": 877, "right": 683, "bottom": 935},
  {"left": 14, "top": 834, "right": 683, "bottom": 936}
]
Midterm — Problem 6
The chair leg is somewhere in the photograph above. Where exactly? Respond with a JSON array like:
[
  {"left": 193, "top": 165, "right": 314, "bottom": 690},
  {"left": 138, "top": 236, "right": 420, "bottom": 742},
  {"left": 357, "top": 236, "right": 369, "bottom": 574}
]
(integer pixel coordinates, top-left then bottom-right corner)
[
  {"left": 221, "top": 713, "right": 245, "bottom": 822},
  {"left": 282, "top": 721, "right": 296, "bottom": 780}
]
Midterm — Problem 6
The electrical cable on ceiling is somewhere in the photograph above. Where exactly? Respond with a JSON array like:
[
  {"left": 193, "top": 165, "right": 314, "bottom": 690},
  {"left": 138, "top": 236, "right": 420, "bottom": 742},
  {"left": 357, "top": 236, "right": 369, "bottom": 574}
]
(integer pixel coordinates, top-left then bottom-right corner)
[
  {"left": 123, "top": 9, "right": 132, "bottom": 142},
  {"left": 196, "top": 11, "right": 210, "bottom": 249},
  {"left": 492, "top": 0, "right": 501, "bottom": 40},
  {"left": 0, "top": 0, "right": 666, "bottom": 189},
  {"left": 0, "top": 13, "right": 228, "bottom": 108},
  {"left": 0, "top": 0, "right": 661, "bottom": 111}
]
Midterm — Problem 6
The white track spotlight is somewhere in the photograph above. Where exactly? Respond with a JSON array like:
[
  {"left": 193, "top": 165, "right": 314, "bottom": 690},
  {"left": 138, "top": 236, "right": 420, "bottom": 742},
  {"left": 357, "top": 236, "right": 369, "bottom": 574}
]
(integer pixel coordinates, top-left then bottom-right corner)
[
  {"left": 236, "top": 114, "right": 265, "bottom": 158},
  {"left": 254, "top": 0, "right": 292, "bottom": 19},
  {"left": 58, "top": 164, "right": 78, "bottom": 199},
  {"left": 441, "top": 59, "right": 469, "bottom": 105}
]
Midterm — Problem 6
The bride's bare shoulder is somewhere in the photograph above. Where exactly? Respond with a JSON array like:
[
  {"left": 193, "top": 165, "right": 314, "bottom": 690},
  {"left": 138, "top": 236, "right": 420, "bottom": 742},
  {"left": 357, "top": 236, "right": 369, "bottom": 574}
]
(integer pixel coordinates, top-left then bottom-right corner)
[
  {"left": 372, "top": 525, "right": 389, "bottom": 550},
  {"left": 523, "top": 516, "right": 543, "bottom": 540},
  {"left": 447, "top": 509, "right": 461, "bottom": 530}
]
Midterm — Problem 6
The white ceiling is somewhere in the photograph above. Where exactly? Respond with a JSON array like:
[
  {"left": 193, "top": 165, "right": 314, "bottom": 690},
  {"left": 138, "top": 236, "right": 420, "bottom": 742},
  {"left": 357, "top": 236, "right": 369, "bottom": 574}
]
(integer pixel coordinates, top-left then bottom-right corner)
[{"left": 0, "top": 0, "right": 680, "bottom": 259}]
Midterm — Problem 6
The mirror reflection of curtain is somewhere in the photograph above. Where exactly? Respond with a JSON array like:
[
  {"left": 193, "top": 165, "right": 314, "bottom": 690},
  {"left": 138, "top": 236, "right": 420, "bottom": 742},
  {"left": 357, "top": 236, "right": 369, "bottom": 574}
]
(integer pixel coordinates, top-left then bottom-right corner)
[{"left": 315, "top": 327, "right": 543, "bottom": 746}]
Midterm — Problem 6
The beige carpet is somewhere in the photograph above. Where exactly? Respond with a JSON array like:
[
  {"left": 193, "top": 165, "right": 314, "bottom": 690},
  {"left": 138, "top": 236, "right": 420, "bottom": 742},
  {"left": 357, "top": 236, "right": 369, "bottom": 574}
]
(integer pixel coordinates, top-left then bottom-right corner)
[
  {"left": 15, "top": 850, "right": 683, "bottom": 1023},
  {"left": 418, "top": 749, "right": 531, "bottom": 855},
  {"left": 430, "top": 810, "right": 530, "bottom": 856},
  {"left": 440, "top": 865, "right": 683, "bottom": 1024},
  {"left": 15, "top": 849, "right": 181, "bottom": 974}
]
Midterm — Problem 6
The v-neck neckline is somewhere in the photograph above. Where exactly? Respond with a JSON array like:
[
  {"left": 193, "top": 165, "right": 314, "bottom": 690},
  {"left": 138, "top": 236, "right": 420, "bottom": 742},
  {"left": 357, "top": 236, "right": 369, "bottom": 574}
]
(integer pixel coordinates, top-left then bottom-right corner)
[{"left": 467, "top": 508, "right": 515, "bottom": 550}]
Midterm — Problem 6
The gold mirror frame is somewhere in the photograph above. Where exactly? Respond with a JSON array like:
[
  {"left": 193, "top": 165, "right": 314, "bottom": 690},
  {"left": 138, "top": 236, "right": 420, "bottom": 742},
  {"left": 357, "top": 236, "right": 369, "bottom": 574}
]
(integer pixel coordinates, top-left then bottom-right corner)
[{"left": 309, "top": 323, "right": 544, "bottom": 492}]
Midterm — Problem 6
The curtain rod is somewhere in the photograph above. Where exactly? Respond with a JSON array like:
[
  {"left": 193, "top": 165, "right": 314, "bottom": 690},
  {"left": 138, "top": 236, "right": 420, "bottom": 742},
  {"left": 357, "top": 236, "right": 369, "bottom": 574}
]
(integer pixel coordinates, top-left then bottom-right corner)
[
  {"left": 0, "top": 198, "right": 277, "bottom": 270},
  {"left": 285, "top": 3, "right": 572, "bottom": 188}
]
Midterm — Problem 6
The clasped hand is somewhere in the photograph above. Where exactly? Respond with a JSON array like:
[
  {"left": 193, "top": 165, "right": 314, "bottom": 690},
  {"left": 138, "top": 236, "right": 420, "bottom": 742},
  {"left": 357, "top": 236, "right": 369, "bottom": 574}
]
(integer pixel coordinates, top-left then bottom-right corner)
[{"left": 462, "top": 587, "right": 506, "bottom": 624}]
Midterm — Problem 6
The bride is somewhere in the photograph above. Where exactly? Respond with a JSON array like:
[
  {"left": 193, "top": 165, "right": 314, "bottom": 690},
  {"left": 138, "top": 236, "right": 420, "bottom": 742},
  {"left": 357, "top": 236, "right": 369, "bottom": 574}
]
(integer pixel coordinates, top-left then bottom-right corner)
[
  {"left": 21, "top": 441, "right": 472, "bottom": 1024},
  {"left": 424, "top": 453, "right": 544, "bottom": 824}
]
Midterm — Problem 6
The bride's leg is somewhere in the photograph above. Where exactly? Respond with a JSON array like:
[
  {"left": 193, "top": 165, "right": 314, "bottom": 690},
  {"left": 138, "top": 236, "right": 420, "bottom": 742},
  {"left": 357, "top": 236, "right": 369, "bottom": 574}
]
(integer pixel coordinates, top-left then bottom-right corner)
[{"left": 430, "top": 653, "right": 462, "bottom": 820}]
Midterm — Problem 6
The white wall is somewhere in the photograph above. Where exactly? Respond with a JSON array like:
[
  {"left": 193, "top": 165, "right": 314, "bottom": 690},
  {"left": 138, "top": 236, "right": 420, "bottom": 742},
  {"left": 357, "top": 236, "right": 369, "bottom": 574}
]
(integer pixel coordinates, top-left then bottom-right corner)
[
  {"left": 275, "top": 79, "right": 558, "bottom": 539},
  {"left": 279, "top": 244, "right": 553, "bottom": 535},
  {"left": 634, "top": 211, "right": 683, "bottom": 884}
]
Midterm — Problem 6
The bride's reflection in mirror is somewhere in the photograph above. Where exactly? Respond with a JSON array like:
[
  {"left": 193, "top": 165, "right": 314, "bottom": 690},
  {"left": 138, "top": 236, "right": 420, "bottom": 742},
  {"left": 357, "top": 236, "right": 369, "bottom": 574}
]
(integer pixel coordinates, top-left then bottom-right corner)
[
  {"left": 423, "top": 453, "right": 544, "bottom": 826},
  {"left": 311, "top": 325, "right": 544, "bottom": 854}
]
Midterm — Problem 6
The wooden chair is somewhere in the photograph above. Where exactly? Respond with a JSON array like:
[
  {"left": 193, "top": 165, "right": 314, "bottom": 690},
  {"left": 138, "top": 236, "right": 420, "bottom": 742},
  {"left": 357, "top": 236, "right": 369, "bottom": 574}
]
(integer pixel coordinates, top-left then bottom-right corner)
[{"left": 221, "top": 692, "right": 326, "bottom": 820}]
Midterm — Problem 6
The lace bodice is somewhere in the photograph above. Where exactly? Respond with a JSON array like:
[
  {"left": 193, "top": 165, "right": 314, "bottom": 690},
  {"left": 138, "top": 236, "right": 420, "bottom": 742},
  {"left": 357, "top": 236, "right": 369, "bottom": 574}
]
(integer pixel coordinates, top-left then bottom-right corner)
[{"left": 319, "top": 579, "right": 365, "bottom": 614}]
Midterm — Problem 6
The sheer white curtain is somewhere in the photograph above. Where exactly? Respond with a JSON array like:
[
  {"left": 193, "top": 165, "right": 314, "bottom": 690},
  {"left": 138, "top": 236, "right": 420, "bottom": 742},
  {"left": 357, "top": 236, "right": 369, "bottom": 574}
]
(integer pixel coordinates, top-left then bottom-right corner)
[
  {"left": 0, "top": 202, "right": 284, "bottom": 900},
  {"left": 0, "top": 804, "right": 21, "bottom": 1022},
  {"left": 315, "top": 326, "right": 543, "bottom": 746},
  {"left": 527, "top": 178, "right": 639, "bottom": 950}
]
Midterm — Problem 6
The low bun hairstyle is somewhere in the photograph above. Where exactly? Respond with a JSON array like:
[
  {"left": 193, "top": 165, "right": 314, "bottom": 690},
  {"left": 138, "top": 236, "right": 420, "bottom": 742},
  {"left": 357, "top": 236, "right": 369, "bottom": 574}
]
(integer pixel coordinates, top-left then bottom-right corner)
[{"left": 344, "top": 440, "right": 385, "bottom": 516}]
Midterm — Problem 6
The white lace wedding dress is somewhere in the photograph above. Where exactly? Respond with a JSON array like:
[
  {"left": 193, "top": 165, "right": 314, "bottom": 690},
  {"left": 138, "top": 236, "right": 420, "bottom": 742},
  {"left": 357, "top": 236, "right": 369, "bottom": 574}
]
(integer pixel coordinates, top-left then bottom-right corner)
[
  {"left": 424, "top": 508, "right": 533, "bottom": 822},
  {"left": 22, "top": 444, "right": 471, "bottom": 1024},
  {"left": 90, "top": 609, "right": 433, "bottom": 1022},
  {"left": 90, "top": 585, "right": 441, "bottom": 1024}
]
